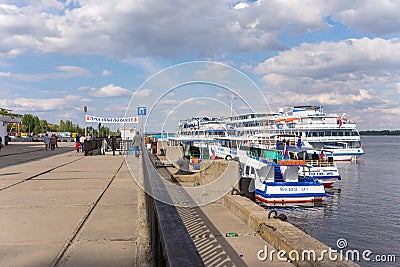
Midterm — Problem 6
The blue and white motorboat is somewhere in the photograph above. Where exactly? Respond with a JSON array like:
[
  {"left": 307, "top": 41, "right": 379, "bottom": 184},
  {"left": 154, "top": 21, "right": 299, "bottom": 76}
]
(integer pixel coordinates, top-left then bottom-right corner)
[
  {"left": 238, "top": 134, "right": 341, "bottom": 187},
  {"left": 238, "top": 150, "right": 326, "bottom": 205}
]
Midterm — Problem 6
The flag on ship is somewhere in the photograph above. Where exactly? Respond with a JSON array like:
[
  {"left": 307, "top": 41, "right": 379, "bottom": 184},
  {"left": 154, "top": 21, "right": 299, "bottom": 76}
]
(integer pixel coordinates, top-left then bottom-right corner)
[
  {"left": 338, "top": 113, "right": 346, "bottom": 128},
  {"left": 319, "top": 149, "right": 325, "bottom": 160}
]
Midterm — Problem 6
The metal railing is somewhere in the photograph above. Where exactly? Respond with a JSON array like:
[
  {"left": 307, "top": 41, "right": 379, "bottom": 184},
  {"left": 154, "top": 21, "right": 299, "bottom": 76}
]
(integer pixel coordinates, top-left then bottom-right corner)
[{"left": 141, "top": 143, "right": 204, "bottom": 267}]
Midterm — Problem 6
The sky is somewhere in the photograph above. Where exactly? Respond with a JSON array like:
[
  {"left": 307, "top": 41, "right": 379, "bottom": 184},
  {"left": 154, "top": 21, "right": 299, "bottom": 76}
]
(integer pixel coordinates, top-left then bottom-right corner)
[{"left": 1, "top": 0, "right": 400, "bottom": 132}]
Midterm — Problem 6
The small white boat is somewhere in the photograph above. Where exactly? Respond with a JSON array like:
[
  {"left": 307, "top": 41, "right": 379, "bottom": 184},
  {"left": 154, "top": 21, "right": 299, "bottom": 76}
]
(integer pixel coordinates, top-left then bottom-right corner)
[
  {"left": 322, "top": 142, "right": 365, "bottom": 161},
  {"left": 238, "top": 150, "right": 326, "bottom": 206}
]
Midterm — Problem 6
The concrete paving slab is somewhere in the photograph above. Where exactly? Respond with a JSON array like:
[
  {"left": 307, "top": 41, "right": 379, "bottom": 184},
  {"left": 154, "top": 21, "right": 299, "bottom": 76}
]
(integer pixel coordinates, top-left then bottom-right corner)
[
  {"left": 0, "top": 179, "right": 21, "bottom": 189},
  {"left": 0, "top": 243, "right": 64, "bottom": 267},
  {"left": 78, "top": 205, "right": 137, "bottom": 241},
  {"left": 55, "top": 158, "right": 122, "bottom": 173},
  {"left": 59, "top": 240, "right": 136, "bottom": 267},
  {"left": 99, "top": 179, "right": 138, "bottom": 205},
  {"left": 38, "top": 171, "right": 115, "bottom": 180},
  {"left": 0, "top": 188, "right": 103, "bottom": 207},
  {"left": 0, "top": 206, "right": 88, "bottom": 243},
  {"left": 9, "top": 179, "right": 109, "bottom": 190}
]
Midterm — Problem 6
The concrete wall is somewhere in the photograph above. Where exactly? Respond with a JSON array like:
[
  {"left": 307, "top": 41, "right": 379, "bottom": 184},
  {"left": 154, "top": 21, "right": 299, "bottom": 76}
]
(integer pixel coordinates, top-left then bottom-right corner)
[
  {"left": 223, "top": 195, "right": 359, "bottom": 267},
  {"left": 165, "top": 145, "right": 184, "bottom": 167}
]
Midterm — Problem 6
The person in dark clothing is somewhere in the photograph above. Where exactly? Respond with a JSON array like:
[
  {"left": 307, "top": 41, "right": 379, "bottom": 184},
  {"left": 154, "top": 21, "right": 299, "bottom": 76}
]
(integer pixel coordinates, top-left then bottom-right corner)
[
  {"left": 312, "top": 152, "right": 319, "bottom": 161},
  {"left": 131, "top": 131, "right": 141, "bottom": 157},
  {"left": 50, "top": 134, "right": 57, "bottom": 150}
]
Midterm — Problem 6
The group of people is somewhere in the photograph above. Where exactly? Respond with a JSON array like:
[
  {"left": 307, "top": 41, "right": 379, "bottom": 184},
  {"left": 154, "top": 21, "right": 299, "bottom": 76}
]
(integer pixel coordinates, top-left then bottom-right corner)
[
  {"left": 75, "top": 133, "right": 86, "bottom": 153},
  {"left": 43, "top": 134, "right": 58, "bottom": 151}
]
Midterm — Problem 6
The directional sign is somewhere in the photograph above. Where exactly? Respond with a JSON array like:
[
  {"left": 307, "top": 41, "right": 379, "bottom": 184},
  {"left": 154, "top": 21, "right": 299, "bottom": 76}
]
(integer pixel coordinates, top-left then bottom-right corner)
[{"left": 138, "top": 107, "right": 147, "bottom": 116}]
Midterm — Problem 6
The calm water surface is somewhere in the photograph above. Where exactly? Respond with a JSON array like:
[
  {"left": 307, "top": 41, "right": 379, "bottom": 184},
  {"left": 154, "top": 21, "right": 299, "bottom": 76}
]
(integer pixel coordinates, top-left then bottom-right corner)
[{"left": 267, "top": 136, "right": 400, "bottom": 266}]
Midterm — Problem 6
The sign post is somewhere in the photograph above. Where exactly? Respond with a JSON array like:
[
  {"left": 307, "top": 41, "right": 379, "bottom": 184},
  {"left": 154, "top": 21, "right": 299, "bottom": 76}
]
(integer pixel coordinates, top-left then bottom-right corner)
[
  {"left": 137, "top": 107, "right": 146, "bottom": 135},
  {"left": 83, "top": 106, "right": 87, "bottom": 137}
]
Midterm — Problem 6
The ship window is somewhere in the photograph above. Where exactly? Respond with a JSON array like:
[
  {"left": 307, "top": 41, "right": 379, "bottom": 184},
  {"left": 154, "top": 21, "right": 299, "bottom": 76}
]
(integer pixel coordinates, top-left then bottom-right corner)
[
  {"left": 338, "top": 132, "right": 343, "bottom": 136},
  {"left": 319, "top": 132, "right": 325, "bottom": 137},
  {"left": 345, "top": 132, "right": 350, "bottom": 136},
  {"left": 251, "top": 167, "right": 255, "bottom": 175},
  {"left": 325, "top": 131, "right": 331, "bottom": 136},
  {"left": 332, "top": 132, "right": 337, "bottom": 136},
  {"left": 312, "top": 132, "right": 318, "bottom": 137}
]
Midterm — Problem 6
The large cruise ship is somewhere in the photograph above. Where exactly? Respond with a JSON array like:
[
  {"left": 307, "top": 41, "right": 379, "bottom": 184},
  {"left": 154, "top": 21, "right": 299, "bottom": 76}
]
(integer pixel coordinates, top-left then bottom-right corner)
[{"left": 227, "top": 106, "right": 365, "bottom": 161}]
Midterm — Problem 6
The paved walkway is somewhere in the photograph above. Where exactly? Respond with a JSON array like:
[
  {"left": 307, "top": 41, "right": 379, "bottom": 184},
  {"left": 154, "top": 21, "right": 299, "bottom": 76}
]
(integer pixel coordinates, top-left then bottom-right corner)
[{"left": 0, "top": 143, "right": 150, "bottom": 267}]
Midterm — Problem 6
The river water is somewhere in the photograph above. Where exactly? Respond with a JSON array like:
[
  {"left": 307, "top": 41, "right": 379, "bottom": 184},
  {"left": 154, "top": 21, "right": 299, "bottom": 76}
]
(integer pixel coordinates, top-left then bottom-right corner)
[{"left": 267, "top": 136, "right": 400, "bottom": 266}]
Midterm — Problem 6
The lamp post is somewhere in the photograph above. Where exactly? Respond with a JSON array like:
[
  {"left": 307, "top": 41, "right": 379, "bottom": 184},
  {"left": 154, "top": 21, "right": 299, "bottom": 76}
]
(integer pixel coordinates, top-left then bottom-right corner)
[{"left": 83, "top": 106, "right": 87, "bottom": 137}]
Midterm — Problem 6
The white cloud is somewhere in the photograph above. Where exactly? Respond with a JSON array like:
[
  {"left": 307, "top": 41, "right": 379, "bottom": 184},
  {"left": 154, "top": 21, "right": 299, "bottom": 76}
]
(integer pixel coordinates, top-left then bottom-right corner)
[
  {"left": 256, "top": 37, "right": 400, "bottom": 92},
  {"left": 0, "top": 0, "right": 322, "bottom": 58},
  {"left": 78, "top": 86, "right": 91, "bottom": 91},
  {"left": 331, "top": 0, "right": 400, "bottom": 36},
  {"left": 158, "top": 99, "right": 180, "bottom": 106},
  {"left": 1, "top": 97, "right": 69, "bottom": 112},
  {"left": 1, "top": 1, "right": 400, "bottom": 59},
  {"left": 10, "top": 65, "right": 91, "bottom": 81},
  {"left": 89, "top": 84, "right": 132, "bottom": 97},
  {"left": 0, "top": 71, "right": 11, "bottom": 77},
  {"left": 56, "top": 66, "right": 91, "bottom": 76},
  {"left": 102, "top": 69, "right": 112, "bottom": 76},
  {"left": 233, "top": 2, "right": 249, "bottom": 10},
  {"left": 254, "top": 37, "right": 400, "bottom": 129},
  {"left": 134, "top": 88, "right": 152, "bottom": 98}
]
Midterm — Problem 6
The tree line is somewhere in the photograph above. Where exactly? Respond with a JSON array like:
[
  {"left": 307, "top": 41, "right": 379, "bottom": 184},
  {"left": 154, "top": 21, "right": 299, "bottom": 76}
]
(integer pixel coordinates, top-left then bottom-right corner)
[
  {"left": 7, "top": 113, "right": 117, "bottom": 137},
  {"left": 360, "top": 130, "right": 400, "bottom": 136}
]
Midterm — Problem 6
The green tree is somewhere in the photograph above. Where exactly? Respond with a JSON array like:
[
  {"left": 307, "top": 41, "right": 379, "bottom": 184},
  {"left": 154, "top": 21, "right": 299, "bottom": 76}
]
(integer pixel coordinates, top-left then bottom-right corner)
[
  {"left": 59, "top": 120, "right": 66, "bottom": 132},
  {"left": 21, "top": 114, "right": 39, "bottom": 134},
  {"left": 36, "top": 120, "right": 48, "bottom": 133}
]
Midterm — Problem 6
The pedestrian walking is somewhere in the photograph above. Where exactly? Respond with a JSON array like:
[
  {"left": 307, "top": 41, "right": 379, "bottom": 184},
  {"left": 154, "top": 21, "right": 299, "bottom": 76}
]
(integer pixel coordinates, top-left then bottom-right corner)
[
  {"left": 0, "top": 136, "right": 3, "bottom": 152},
  {"left": 50, "top": 134, "right": 57, "bottom": 150},
  {"left": 75, "top": 141, "right": 80, "bottom": 153},
  {"left": 75, "top": 133, "right": 80, "bottom": 143},
  {"left": 44, "top": 134, "right": 50, "bottom": 151},
  {"left": 131, "top": 131, "right": 141, "bottom": 157},
  {"left": 79, "top": 134, "right": 86, "bottom": 153}
]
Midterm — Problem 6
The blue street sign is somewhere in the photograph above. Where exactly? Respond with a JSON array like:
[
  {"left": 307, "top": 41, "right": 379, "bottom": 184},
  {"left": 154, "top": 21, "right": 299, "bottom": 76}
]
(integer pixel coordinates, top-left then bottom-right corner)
[{"left": 138, "top": 107, "right": 146, "bottom": 116}]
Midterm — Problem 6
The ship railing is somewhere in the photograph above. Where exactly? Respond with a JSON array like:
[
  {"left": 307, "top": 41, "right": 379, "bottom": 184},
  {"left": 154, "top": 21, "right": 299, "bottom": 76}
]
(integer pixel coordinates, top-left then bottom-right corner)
[
  {"left": 276, "top": 159, "right": 336, "bottom": 167},
  {"left": 303, "top": 160, "right": 336, "bottom": 167},
  {"left": 277, "top": 160, "right": 306, "bottom": 166}
]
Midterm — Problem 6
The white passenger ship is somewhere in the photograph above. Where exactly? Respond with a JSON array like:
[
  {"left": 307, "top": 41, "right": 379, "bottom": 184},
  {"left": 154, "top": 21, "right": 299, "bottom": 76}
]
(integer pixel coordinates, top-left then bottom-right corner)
[{"left": 227, "top": 106, "right": 364, "bottom": 161}]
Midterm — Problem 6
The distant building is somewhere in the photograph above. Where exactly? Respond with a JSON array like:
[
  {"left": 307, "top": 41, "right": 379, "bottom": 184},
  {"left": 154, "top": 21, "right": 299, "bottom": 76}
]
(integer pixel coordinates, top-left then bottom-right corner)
[
  {"left": 120, "top": 128, "right": 137, "bottom": 140},
  {"left": 0, "top": 113, "right": 22, "bottom": 145}
]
